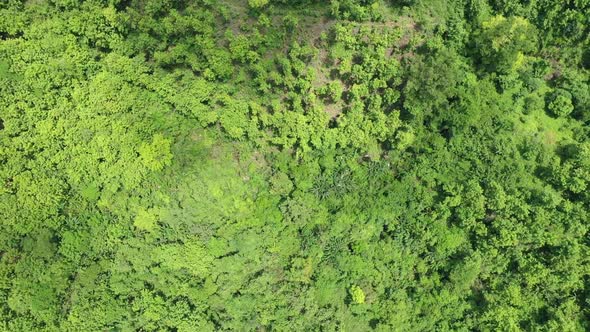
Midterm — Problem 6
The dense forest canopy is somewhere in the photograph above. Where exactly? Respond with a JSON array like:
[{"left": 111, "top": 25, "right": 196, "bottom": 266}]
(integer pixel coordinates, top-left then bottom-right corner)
[{"left": 1, "top": 0, "right": 590, "bottom": 330}]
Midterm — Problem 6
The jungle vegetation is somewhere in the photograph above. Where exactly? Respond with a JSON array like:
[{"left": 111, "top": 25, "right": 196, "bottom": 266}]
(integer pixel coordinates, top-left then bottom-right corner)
[{"left": 1, "top": 0, "right": 590, "bottom": 330}]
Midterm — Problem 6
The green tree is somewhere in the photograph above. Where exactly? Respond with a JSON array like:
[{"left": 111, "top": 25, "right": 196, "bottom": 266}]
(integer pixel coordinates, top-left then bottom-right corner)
[
  {"left": 476, "top": 15, "right": 538, "bottom": 73},
  {"left": 548, "top": 89, "right": 574, "bottom": 117}
]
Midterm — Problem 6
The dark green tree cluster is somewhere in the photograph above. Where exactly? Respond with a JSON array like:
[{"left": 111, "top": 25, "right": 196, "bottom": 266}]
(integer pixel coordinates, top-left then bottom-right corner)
[{"left": 1, "top": 0, "right": 590, "bottom": 330}]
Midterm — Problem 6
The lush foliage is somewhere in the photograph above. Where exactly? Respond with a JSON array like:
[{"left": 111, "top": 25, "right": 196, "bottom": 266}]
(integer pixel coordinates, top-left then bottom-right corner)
[{"left": 1, "top": 0, "right": 590, "bottom": 330}]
